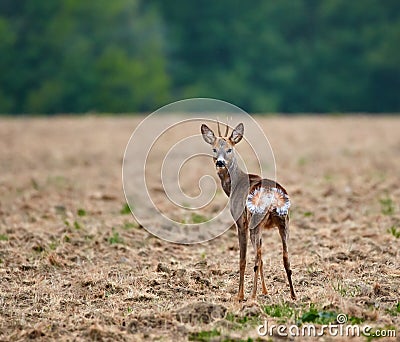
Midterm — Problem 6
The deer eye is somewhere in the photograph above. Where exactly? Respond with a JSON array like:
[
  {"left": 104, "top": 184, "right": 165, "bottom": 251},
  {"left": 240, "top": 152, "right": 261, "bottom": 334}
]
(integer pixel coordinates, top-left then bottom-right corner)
[
  {"left": 212, "top": 148, "right": 217, "bottom": 153},
  {"left": 227, "top": 148, "right": 232, "bottom": 153}
]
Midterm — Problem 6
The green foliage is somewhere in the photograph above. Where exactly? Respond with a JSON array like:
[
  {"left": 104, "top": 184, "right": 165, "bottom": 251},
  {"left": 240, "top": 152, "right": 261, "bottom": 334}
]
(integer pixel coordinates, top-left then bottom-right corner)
[
  {"left": 1, "top": 1, "right": 400, "bottom": 113},
  {"left": 84, "top": 234, "right": 94, "bottom": 241},
  {"left": 346, "top": 315, "right": 364, "bottom": 325},
  {"left": 181, "top": 213, "right": 209, "bottom": 224},
  {"left": 0, "top": 234, "right": 9, "bottom": 241},
  {"left": 49, "top": 241, "right": 58, "bottom": 250},
  {"left": 379, "top": 196, "right": 395, "bottom": 215},
  {"left": 297, "top": 306, "right": 337, "bottom": 325},
  {"left": 0, "top": 0, "right": 169, "bottom": 114},
  {"left": 387, "top": 226, "right": 400, "bottom": 238},
  {"left": 122, "top": 221, "right": 137, "bottom": 230},
  {"left": 263, "top": 302, "right": 295, "bottom": 321},
  {"left": 120, "top": 203, "right": 131, "bottom": 215},
  {"left": 189, "top": 329, "right": 220, "bottom": 341},
  {"left": 189, "top": 213, "right": 209, "bottom": 224},
  {"left": 386, "top": 302, "right": 400, "bottom": 316},
  {"left": 332, "top": 280, "right": 361, "bottom": 297},
  {"left": 77, "top": 208, "right": 86, "bottom": 217},
  {"left": 225, "top": 312, "right": 260, "bottom": 329},
  {"left": 296, "top": 305, "right": 363, "bottom": 326},
  {"left": 154, "top": 0, "right": 400, "bottom": 113},
  {"left": 263, "top": 303, "right": 364, "bottom": 327},
  {"left": 108, "top": 228, "right": 124, "bottom": 244}
]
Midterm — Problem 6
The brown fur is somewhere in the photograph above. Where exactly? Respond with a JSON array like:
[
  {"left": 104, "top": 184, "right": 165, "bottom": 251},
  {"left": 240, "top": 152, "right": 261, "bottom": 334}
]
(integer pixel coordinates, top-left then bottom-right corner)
[{"left": 201, "top": 123, "right": 296, "bottom": 301}]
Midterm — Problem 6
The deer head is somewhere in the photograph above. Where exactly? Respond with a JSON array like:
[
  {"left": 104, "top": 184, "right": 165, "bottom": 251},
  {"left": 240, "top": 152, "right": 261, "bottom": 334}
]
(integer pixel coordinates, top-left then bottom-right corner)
[{"left": 201, "top": 122, "right": 244, "bottom": 170}]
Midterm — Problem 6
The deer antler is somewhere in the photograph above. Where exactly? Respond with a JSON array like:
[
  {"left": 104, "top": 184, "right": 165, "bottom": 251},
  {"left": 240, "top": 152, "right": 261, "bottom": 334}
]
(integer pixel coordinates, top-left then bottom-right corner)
[
  {"left": 225, "top": 123, "right": 229, "bottom": 137},
  {"left": 217, "top": 120, "right": 222, "bottom": 137}
]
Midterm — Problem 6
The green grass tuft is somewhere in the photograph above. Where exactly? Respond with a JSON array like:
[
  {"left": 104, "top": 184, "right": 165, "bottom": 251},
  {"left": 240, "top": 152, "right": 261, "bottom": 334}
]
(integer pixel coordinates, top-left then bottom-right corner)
[
  {"left": 120, "top": 203, "right": 131, "bottom": 215},
  {"left": 49, "top": 241, "right": 58, "bottom": 250},
  {"left": 263, "top": 303, "right": 295, "bottom": 322},
  {"left": 190, "top": 213, "right": 209, "bottom": 224},
  {"left": 387, "top": 226, "right": 400, "bottom": 238},
  {"left": 347, "top": 315, "right": 364, "bottom": 325},
  {"left": 297, "top": 306, "right": 337, "bottom": 325},
  {"left": 77, "top": 208, "right": 86, "bottom": 216},
  {"left": 386, "top": 302, "right": 400, "bottom": 316},
  {"left": 108, "top": 228, "right": 124, "bottom": 244},
  {"left": 122, "top": 221, "right": 137, "bottom": 229},
  {"left": 225, "top": 312, "right": 261, "bottom": 330},
  {"left": 295, "top": 305, "right": 364, "bottom": 326},
  {"left": 189, "top": 329, "right": 220, "bottom": 341},
  {"left": 0, "top": 234, "right": 9, "bottom": 241},
  {"left": 331, "top": 280, "right": 361, "bottom": 297},
  {"left": 379, "top": 196, "right": 395, "bottom": 215},
  {"left": 263, "top": 303, "right": 364, "bottom": 327}
]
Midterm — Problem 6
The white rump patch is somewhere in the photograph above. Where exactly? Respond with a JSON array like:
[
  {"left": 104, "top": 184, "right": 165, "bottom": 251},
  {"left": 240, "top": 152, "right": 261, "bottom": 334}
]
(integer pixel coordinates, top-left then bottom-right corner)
[{"left": 246, "top": 187, "right": 290, "bottom": 216}]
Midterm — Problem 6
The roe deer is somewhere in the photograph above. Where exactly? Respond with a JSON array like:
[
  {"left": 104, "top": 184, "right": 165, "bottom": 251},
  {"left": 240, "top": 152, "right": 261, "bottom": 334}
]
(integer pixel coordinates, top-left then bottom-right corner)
[{"left": 201, "top": 122, "right": 296, "bottom": 301}]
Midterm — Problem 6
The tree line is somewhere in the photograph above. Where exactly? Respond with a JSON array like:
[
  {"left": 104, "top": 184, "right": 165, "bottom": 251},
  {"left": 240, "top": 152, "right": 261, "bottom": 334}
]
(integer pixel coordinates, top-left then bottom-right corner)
[{"left": 0, "top": 0, "right": 399, "bottom": 114}]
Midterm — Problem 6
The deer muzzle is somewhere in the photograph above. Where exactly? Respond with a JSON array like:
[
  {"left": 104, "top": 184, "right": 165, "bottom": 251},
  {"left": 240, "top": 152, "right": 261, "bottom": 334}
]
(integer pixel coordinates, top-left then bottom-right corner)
[{"left": 216, "top": 159, "right": 226, "bottom": 168}]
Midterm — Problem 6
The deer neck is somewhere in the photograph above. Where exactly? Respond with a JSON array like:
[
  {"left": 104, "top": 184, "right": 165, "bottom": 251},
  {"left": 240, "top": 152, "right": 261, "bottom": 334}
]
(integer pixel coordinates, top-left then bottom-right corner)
[
  {"left": 228, "top": 158, "right": 247, "bottom": 190},
  {"left": 217, "top": 156, "right": 247, "bottom": 197}
]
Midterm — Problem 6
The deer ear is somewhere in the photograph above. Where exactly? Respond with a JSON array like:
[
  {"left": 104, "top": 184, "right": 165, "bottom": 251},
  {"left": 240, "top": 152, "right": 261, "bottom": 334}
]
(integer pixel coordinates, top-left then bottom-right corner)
[
  {"left": 230, "top": 123, "right": 244, "bottom": 144},
  {"left": 201, "top": 124, "right": 216, "bottom": 145}
]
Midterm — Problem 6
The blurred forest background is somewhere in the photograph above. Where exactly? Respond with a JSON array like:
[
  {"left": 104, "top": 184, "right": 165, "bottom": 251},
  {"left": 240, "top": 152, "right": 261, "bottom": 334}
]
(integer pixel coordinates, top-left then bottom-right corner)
[{"left": 0, "top": 0, "right": 399, "bottom": 114}]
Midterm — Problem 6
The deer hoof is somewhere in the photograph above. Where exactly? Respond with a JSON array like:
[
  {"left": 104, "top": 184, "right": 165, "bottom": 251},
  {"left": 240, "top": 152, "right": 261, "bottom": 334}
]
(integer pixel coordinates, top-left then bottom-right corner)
[{"left": 236, "top": 293, "right": 245, "bottom": 302}]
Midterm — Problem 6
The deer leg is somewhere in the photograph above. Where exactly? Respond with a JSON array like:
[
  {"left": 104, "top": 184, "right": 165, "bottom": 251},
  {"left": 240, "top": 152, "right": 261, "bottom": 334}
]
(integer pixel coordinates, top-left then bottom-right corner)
[
  {"left": 237, "top": 218, "right": 248, "bottom": 301},
  {"left": 278, "top": 218, "right": 296, "bottom": 300},
  {"left": 259, "top": 243, "right": 268, "bottom": 295},
  {"left": 250, "top": 225, "right": 262, "bottom": 299}
]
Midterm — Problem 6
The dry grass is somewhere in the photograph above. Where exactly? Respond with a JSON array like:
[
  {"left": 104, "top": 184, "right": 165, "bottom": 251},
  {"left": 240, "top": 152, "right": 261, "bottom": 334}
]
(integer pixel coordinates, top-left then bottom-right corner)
[{"left": 0, "top": 116, "right": 399, "bottom": 341}]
